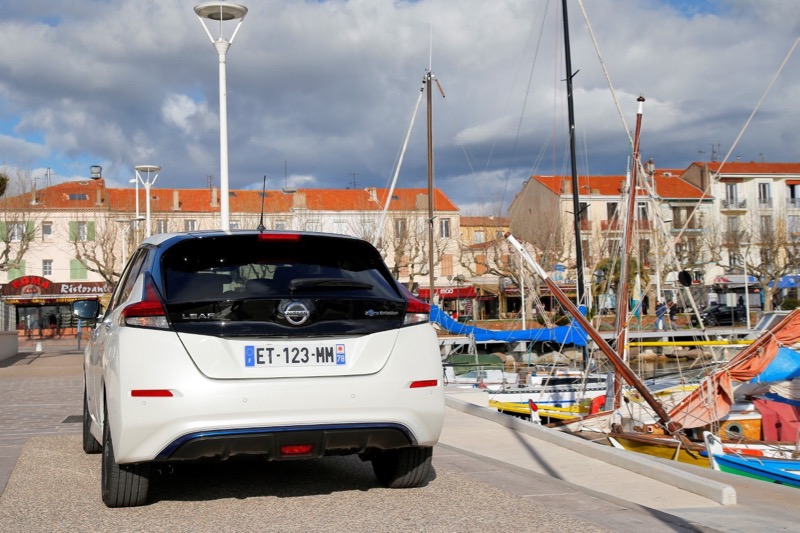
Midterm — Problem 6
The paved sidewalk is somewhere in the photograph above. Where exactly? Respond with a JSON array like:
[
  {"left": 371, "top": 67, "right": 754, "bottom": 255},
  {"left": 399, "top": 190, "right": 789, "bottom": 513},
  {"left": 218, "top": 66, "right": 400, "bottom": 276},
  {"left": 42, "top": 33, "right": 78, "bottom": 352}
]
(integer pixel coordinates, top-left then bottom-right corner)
[{"left": 2, "top": 348, "right": 798, "bottom": 532}]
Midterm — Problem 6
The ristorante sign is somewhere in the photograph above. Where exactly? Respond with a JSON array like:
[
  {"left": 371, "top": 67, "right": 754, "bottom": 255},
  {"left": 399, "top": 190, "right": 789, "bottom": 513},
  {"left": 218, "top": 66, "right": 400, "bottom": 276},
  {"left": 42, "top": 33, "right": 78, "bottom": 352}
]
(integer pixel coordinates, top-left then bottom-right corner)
[{"left": 1, "top": 276, "right": 111, "bottom": 304}]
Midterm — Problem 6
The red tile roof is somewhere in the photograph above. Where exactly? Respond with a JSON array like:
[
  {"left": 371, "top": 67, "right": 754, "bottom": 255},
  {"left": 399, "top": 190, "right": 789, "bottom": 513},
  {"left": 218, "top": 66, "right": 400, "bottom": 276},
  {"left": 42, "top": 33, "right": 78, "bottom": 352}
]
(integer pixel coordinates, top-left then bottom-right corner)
[
  {"left": 10, "top": 181, "right": 459, "bottom": 213},
  {"left": 691, "top": 161, "right": 800, "bottom": 175},
  {"left": 531, "top": 174, "right": 708, "bottom": 200}
]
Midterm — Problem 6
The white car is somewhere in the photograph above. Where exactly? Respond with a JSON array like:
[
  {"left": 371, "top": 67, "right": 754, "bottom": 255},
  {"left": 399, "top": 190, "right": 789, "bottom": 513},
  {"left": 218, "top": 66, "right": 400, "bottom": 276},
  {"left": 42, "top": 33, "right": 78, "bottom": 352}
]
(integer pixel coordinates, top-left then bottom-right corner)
[{"left": 75, "top": 230, "right": 444, "bottom": 507}]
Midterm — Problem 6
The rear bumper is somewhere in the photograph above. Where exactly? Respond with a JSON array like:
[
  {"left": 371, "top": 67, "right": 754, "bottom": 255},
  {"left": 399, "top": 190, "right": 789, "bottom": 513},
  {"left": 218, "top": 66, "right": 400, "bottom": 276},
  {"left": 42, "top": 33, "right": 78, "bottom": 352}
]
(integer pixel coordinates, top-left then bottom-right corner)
[{"left": 157, "top": 423, "right": 416, "bottom": 461}]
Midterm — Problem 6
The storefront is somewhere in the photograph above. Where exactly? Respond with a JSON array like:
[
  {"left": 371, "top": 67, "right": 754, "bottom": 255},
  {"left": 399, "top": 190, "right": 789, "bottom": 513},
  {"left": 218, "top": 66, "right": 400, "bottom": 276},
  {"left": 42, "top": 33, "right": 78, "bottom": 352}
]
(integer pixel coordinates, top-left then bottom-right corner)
[
  {"left": 1, "top": 276, "right": 111, "bottom": 337},
  {"left": 417, "top": 286, "right": 478, "bottom": 319}
]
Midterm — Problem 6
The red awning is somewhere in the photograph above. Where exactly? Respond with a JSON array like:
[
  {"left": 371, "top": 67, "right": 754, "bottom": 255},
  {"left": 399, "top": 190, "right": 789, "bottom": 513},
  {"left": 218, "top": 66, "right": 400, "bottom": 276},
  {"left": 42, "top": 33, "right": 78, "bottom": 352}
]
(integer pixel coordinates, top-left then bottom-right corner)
[
  {"left": 417, "top": 286, "right": 477, "bottom": 299},
  {"left": 787, "top": 180, "right": 800, "bottom": 186}
]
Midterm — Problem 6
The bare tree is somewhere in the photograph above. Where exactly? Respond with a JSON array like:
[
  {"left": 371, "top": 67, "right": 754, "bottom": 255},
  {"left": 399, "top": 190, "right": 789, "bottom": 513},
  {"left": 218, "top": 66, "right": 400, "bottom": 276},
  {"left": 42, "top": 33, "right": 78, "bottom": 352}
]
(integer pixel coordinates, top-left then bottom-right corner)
[
  {"left": 0, "top": 166, "right": 41, "bottom": 273},
  {"left": 388, "top": 215, "right": 447, "bottom": 287},
  {"left": 70, "top": 214, "right": 121, "bottom": 285}
]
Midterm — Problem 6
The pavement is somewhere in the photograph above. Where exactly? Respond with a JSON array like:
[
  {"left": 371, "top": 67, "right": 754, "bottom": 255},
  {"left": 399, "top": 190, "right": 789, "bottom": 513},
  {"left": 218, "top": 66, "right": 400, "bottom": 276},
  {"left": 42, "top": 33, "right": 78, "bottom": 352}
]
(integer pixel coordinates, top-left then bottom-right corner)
[{"left": 0, "top": 344, "right": 798, "bottom": 532}]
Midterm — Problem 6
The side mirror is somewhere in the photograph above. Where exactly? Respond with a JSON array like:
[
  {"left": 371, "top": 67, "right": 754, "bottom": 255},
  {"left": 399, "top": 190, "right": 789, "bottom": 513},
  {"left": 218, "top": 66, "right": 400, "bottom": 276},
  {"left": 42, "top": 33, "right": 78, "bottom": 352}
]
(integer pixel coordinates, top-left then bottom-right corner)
[{"left": 72, "top": 300, "right": 102, "bottom": 321}]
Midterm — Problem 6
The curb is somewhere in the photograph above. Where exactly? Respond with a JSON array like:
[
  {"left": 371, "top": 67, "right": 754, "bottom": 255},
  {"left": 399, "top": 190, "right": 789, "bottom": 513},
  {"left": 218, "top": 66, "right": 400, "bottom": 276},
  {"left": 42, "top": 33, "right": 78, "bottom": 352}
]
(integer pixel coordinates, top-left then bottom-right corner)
[{"left": 444, "top": 395, "right": 737, "bottom": 506}]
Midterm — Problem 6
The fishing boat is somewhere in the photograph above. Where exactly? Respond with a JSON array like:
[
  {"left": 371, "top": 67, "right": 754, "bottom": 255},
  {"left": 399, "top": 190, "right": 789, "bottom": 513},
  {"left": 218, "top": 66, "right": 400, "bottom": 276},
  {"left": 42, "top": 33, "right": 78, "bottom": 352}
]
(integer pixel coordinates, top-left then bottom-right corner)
[{"left": 704, "top": 431, "right": 800, "bottom": 488}]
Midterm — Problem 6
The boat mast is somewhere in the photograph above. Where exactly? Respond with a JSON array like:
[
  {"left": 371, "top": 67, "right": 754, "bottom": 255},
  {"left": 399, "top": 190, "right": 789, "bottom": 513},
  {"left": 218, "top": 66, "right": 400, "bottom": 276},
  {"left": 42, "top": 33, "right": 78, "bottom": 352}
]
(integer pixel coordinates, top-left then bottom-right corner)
[
  {"left": 426, "top": 69, "right": 436, "bottom": 302},
  {"left": 561, "top": 0, "right": 586, "bottom": 312},
  {"left": 505, "top": 232, "right": 681, "bottom": 434},
  {"left": 613, "top": 95, "right": 645, "bottom": 405}
]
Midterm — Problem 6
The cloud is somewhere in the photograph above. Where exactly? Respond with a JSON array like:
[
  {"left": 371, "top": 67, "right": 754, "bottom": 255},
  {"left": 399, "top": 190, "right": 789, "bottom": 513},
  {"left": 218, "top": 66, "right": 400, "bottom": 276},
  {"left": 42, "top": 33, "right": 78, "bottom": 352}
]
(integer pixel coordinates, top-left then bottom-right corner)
[{"left": 0, "top": 0, "right": 797, "bottom": 211}]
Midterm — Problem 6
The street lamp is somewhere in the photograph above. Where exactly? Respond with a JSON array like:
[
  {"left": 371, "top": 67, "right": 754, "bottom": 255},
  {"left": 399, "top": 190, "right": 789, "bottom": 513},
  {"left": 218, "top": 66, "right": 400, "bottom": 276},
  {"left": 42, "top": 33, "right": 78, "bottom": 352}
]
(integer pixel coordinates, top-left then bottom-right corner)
[
  {"left": 194, "top": 1, "right": 248, "bottom": 232},
  {"left": 114, "top": 216, "right": 146, "bottom": 266},
  {"left": 134, "top": 165, "right": 161, "bottom": 237}
]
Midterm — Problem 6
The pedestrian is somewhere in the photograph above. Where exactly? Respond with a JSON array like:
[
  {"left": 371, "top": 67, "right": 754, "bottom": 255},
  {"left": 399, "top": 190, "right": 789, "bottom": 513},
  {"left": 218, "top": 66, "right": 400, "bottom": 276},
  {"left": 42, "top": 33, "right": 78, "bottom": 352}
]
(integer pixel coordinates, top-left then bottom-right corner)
[
  {"left": 642, "top": 294, "right": 650, "bottom": 315},
  {"left": 655, "top": 301, "right": 666, "bottom": 331},
  {"left": 49, "top": 313, "right": 57, "bottom": 337},
  {"left": 668, "top": 301, "right": 678, "bottom": 331}
]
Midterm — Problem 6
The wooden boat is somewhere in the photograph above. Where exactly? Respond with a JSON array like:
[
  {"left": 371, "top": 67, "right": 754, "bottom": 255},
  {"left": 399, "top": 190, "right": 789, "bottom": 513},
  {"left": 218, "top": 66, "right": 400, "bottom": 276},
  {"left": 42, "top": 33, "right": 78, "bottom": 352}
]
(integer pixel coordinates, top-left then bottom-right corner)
[
  {"left": 608, "top": 430, "right": 798, "bottom": 468},
  {"left": 704, "top": 431, "right": 800, "bottom": 488}
]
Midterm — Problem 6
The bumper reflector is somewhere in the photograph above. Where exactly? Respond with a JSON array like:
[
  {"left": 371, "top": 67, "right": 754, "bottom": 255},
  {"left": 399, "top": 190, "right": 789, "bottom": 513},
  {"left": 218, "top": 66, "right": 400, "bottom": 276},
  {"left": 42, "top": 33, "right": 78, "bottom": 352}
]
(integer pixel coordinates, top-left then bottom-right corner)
[
  {"left": 131, "top": 389, "right": 174, "bottom": 397},
  {"left": 410, "top": 379, "right": 438, "bottom": 389}
]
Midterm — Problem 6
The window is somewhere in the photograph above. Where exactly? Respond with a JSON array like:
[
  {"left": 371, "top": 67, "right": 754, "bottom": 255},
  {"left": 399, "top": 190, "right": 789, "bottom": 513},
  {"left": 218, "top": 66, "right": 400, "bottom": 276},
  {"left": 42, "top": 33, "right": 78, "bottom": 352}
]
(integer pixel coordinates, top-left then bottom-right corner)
[
  {"left": 441, "top": 254, "right": 453, "bottom": 277},
  {"left": 758, "top": 183, "right": 772, "bottom": 208},
  {"left": 229, "top": 221, "right": 240, "bottom": 230},
  {"left": 761, "top": 215, "right": 773, "bottom": 236},
  {"left": 42, "top": 259, "right": 53, "bottom": 276},
  {"left": 606, "top": 202, "right": 618, "bottom": 220},
  {"left": 42, "top": 221, "right": 53, "bottom": 240},
  {"left": 578, "top": 202, "right": 590, "bottom": 221},
  {"left": 439, "top": 218, "right": 451, "bottom": 238},
  {"left": 474, "top": 230, "right": 485, "bottom": 244},
  {"left": 275, "top": 220, "right": 287, "bottom": 231},
  {"left": 70, "top": 259, "right": 88, "bottom": 280},
  {"left": 9, "top": 223, "right": 25, "bottom": 242},
  {"left": 305, "top": 221, "right": 321, "bottom": 232},
  {"left": 68, "top": 193, "right": 89, "bottom": 201},
  {"left": 394, "top": 218, "right": 407, "bottom": 238},
  {"left": 69, "top": 221, "right": 95, "bottom": 242},
  {"left": 7, "top": 261, "right": 25, "bottom": 280},
  {"left": 184, "top": 219, "right": 197, "bottom": 232},
  {"left": 725, "top": 184, "right": 738, "bottom": 207},
  {"left": 155, "top": 219, "right": 168, "bottom": 234}
]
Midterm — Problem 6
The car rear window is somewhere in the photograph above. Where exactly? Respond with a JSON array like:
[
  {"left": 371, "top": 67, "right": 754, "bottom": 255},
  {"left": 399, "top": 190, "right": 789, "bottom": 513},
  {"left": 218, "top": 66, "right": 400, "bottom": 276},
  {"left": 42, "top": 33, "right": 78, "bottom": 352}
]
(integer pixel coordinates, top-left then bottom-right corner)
[
  {"left": 161, "top": 233, "right": 400, "bottom": 302},
  {"left": 158, "top": 233, "right": 407, "bottom": 337}
]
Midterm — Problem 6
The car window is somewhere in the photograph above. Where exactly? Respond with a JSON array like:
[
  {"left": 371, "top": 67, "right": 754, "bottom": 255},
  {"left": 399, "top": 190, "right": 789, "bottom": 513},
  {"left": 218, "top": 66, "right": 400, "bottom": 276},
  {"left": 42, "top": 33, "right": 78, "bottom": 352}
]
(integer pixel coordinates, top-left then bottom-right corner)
[
  {"left": 106, "top": 248, "right": 149, "bottom": 315},
  {"left": 160, "top": 234, "right": 399, "bottom": 302}
]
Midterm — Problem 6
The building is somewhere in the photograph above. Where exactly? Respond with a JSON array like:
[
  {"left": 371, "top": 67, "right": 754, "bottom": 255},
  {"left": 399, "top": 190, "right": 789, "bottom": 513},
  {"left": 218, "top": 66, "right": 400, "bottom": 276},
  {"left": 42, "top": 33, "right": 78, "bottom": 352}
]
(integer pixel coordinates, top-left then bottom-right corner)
[{"left": 0, "top": 178, "right": 474, "bottom": 331}]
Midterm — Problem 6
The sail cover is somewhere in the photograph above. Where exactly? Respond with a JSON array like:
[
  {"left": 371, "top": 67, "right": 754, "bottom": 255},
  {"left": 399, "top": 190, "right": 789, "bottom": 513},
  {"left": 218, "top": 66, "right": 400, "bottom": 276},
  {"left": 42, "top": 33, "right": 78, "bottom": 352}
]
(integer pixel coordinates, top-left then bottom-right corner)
[
  {"left": 429, "top": 305, "right": 588, "bottom": 346},
  {"left": 669, "top": 308, "right": 800, "bottom": 429}
]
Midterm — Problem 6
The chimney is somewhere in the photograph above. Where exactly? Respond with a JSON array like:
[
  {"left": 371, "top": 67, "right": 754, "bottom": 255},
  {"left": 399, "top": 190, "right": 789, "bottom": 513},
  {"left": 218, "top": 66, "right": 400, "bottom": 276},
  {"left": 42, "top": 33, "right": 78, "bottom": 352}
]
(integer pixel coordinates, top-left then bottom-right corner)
[
  {"left": 367, "top": 187, "right": 378, "bottom": 203},
  {"left": 173, "top": 190, "right": 180, "bottom": 211},
  {"left": 95, "top": 188, "right": 103, "bottom": 206},
  {"left": 415, "top": 193, "right": 428, "bottom": 210},
  {"left": 293, "top": 191, "right": 306, "bottom": 209},
  {"left": 211, "top": 186, "right": 218, "bottom": 208}
]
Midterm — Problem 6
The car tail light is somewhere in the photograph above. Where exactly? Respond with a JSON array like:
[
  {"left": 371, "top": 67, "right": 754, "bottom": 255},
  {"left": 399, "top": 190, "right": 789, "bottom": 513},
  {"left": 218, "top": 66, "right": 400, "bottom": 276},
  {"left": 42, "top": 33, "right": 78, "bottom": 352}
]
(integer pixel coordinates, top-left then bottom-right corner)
[
  {"left": 280, "top": 444, "right": 314, "bottom": 456},
  {"left": 397, "top": 283, "right": 430, "bottom": 326},
  {"left": 410, "top": 379, "right": 438, "bottom": 388},
  {"left": 120, "top": 276, "right": 170, "bottom": 329}
]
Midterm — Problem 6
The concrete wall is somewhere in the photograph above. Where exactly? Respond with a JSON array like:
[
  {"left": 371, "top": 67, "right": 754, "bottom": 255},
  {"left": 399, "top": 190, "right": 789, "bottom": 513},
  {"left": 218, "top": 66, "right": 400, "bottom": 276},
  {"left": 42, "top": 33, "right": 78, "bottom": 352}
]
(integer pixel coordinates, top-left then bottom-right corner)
[{"left": 0, "top": 332, "right": 19, "bottom": 361}]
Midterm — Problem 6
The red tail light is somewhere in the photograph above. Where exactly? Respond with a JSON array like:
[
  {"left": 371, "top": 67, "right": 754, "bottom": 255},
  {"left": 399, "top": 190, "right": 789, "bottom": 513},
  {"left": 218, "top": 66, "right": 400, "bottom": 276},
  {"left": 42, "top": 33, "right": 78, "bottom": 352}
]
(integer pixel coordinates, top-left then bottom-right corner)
[
  {"left": 410, "top": 379, "right": 438, "bottom": 388},
  {"left": 398, "top": 284, "right": 430, "bottom": 326},
  {"left": 280, "top": 444, "right": 314, "bottom": 456},
  {"left": 120, "top": 276, "right": 169, "bottom": 329}
]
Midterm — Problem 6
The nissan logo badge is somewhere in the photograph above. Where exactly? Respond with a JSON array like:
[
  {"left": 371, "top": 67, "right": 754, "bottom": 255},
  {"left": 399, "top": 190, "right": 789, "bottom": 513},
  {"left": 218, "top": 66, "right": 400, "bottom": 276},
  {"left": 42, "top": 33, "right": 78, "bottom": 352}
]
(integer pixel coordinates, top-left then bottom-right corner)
[{"left": 282, "top": 301, "right": 311, "bottom": 326}]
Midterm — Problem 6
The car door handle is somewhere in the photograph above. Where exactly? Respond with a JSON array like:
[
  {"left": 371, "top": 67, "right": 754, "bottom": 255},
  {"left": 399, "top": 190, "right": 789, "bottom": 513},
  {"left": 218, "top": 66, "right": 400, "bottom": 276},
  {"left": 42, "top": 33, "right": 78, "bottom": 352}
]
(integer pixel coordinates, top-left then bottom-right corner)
[{"left": 103, "top": 319, "right": 113, "bottom": 332}]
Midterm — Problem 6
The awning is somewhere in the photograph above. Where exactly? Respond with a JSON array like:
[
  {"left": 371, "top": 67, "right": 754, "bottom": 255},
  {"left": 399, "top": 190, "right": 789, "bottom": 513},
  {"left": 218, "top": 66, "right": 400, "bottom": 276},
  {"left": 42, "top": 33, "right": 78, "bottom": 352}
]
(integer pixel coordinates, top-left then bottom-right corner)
[
  {"left": 417, "top": 286, "right": 477, "bottom": 300},
  {"left": 787, "top": 180, "right": 800, "bottom": 186}
]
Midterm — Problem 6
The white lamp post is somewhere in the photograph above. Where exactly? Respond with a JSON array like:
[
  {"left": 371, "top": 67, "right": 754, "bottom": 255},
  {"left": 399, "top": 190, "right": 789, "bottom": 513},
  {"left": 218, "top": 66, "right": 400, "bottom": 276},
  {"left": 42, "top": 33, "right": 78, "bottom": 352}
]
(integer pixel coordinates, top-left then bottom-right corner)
[
  {"left": 134, "top": 165, "right": 161, "bottom": 237},
  {"left": 194, "top": 1, "right": 248, "bottom": 232},
  {"left": 114, "top": 216, "right": 146, "bottom": 266}
]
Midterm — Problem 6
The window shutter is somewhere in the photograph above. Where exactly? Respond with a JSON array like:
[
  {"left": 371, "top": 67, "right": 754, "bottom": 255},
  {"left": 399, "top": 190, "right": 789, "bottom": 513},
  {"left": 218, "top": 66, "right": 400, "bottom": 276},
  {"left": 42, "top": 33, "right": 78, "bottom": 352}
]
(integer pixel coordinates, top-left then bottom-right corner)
[
  {"left": 69, "top": 221, "right": 78, "bottom": 241},
  {"left": 87, "top": 221, "right": 96, "bottom": 241},
  {"left": 0, "top": 222, "right": 6, "bottom": 240},
  {"left": 25, "top": 221, "right": 35, "bottom": 240},
  {"left": 70, "top": 259, "right": 88, "bottom": 280}
]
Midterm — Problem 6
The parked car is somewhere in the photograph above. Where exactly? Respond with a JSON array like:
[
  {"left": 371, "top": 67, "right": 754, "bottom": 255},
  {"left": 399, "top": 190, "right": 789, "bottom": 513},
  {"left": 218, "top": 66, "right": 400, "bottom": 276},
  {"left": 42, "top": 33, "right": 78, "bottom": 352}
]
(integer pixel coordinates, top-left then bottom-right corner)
[
  {"left": 74, "top": 230, "right": 445, "bottom": 507},
  {"left": 690, "top": 304, "right": 748, "bottom": 327}
]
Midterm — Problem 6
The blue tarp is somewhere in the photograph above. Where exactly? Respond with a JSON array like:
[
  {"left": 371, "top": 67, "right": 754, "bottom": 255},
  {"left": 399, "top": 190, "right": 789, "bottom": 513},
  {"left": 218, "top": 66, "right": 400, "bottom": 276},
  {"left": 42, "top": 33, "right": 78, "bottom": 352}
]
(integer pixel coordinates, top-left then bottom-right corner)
[
  {"left": 429, "top": 305, "right": 588, "bottom": 346},
  {"left": 749, "top": 347, "right": 800, "bottom": 383}
]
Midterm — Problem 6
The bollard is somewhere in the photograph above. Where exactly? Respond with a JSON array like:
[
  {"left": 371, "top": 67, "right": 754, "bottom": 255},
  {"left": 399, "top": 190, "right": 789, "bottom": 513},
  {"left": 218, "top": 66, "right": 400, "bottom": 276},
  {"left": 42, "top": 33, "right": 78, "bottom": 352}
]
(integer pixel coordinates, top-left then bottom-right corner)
[{"left": 34, "top": 341, "right": 42, "bottom": 352}]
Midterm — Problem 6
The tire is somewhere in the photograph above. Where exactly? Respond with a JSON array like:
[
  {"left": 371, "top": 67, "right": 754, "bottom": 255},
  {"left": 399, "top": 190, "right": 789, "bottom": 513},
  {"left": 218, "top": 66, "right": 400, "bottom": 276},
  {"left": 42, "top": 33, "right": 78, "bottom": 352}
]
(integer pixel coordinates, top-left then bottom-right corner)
[
  {"left": 371, "top": 446, "right": 433, "bottom": 488},
  {"left": 101, "top": 400, "right": 151, "bottom": 507},
  {"left": 82, "top": 387, "right": 101, "bottom": 454}
]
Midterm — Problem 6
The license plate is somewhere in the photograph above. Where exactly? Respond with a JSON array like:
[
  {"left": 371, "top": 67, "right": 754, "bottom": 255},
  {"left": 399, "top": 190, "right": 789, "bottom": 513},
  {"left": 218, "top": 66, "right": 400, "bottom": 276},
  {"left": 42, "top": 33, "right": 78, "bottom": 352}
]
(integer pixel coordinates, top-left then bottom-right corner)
[{"left": 244, "top": 343, "right": 346, "bottom": 367}]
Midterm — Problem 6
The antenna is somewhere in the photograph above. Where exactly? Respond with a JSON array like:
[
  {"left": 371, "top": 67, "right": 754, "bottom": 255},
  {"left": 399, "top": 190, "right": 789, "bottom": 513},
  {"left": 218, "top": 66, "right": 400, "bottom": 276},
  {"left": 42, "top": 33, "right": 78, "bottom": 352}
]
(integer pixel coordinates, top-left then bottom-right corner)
[{"left": 257, "top": 174, "right": 267, "bottom": 231}]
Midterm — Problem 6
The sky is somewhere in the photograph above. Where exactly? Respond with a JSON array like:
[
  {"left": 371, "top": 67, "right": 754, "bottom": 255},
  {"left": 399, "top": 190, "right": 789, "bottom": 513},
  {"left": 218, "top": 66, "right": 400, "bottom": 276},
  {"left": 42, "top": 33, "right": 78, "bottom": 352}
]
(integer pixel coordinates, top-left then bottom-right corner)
[{"left": 0, "top": 0, "right": 798, "bottom": 215}]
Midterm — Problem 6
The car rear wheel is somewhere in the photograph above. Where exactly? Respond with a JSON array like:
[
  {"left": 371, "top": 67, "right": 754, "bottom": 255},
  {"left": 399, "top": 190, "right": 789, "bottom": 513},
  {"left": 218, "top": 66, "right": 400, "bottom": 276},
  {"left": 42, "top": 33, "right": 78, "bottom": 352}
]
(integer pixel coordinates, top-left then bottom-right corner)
[
  {"left": 82, "top": 387, "right": 101, "bottom": 454},
  {"left": 101, "top": 399, "right": 151, "bottom": 507},
  {"left": 371, "top": 446, "right": 433, "bottom": 488}
]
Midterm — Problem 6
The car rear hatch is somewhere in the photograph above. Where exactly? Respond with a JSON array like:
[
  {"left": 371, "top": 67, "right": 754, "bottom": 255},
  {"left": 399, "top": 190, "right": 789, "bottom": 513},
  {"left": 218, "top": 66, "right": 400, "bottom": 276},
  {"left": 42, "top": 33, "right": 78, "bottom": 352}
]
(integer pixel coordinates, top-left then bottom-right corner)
[{"left": 159, "top": 233, "right": 409, "bottom": 379}]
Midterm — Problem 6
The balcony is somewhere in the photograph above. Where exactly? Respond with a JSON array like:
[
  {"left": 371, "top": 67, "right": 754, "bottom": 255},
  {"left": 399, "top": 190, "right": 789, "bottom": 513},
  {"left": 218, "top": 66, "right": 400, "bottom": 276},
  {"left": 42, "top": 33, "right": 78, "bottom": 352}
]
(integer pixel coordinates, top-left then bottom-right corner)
[
  {"left": 758, "top": 198, "right": 773, "bottom": 209},
  {"left": 600, "top": 220, "right": 653, "bottom": 232},
  {"left": 721, "top": 198, "right": 747, "bottom": 211},
  {"left": 579, "top": 219, "right": 592, "bottom": 231},
  {"left": 788, "top": 198, "right": 800, "bottom": 210}
]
